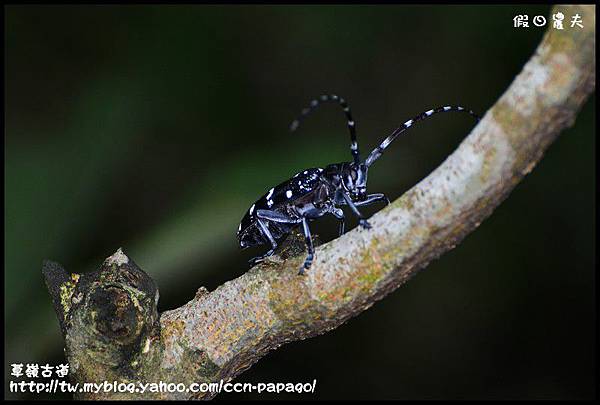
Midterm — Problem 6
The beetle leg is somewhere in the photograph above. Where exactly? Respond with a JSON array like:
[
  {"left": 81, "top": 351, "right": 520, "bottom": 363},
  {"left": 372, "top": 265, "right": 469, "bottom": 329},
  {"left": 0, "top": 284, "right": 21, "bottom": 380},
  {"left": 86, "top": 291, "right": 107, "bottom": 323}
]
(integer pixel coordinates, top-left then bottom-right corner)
[
  {"left": 256, "top": 209, "right": 301, "bottom": 224},
  {"left": 299, "top": 217, "right": 315, "bottom": 275},
  {"left": 250, "top": 210, "right": 303, "bottom": 265},
  {"left": 354, "top": 193, "right": 390, "bottom": 207},
  {"left": 338, "top": 190, "right": 372, "bottom": 230},
  {"left": 256, "top": 209, "right": 317, "bottom": 275},
  {"left": 249, "top": 218, "right": 279, "bottom": 265},
  {"left": 330, "top": 207, "right": 346, "bottom": 236}
]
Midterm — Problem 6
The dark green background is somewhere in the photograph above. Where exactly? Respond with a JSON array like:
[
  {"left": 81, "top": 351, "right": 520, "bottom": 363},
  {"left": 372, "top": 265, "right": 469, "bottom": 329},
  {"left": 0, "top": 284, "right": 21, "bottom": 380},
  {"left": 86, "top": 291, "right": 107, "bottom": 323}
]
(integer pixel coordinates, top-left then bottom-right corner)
[{"left": 5, "top": 5, "right": 595, "bottom": 400}]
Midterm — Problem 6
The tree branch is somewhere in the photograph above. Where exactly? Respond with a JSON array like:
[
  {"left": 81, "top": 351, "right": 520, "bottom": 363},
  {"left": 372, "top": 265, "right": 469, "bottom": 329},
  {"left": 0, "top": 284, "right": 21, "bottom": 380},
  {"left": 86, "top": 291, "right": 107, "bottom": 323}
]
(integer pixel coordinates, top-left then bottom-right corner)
[{"left": 43, "top": 5, "right": 595, "bottom": 400}]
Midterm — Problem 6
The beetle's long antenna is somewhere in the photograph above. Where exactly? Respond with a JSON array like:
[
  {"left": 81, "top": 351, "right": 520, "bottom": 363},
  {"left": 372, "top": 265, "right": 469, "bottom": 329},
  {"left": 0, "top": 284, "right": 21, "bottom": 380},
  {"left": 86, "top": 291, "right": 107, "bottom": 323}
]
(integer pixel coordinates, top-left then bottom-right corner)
[
  {"left": 365, "top": 105, "right": 480, "bottom": 168},
  {"left": 289, "top": 94, "right": 361, "bottom": 166}
]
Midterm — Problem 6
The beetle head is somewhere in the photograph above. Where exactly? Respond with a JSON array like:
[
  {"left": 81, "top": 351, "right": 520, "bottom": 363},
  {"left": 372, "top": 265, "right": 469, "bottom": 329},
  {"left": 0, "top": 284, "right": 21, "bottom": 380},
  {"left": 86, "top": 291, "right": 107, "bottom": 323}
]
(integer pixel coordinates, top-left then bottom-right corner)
[
  {"left": 334, "top": 162, "right": 368, "bottom": 201},
  {"left": 324, "top": 162, "right": 368, "bottom": 201}
]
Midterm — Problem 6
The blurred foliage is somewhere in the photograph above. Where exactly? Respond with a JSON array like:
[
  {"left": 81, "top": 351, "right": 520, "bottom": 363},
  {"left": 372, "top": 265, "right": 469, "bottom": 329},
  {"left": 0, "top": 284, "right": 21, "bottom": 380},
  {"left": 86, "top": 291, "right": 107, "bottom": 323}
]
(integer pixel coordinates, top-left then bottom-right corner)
[{"left": 5, "top": 5, "right": 594, "bottom": 400}]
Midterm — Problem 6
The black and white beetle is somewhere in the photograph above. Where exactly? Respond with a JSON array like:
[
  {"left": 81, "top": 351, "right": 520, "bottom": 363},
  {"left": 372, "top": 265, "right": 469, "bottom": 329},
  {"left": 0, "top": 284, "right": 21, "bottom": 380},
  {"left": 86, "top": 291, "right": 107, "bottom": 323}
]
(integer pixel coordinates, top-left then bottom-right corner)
[{"left": 237, "top": 94, "right": 480, "bottom": 274}]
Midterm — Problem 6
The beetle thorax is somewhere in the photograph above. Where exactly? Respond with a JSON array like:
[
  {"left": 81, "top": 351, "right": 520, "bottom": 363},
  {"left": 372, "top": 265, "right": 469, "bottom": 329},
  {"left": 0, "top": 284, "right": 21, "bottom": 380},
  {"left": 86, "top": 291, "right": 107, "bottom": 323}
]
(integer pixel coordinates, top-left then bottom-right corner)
[{"left": 324, "top": 162, "right": 368, "bottom": 201}]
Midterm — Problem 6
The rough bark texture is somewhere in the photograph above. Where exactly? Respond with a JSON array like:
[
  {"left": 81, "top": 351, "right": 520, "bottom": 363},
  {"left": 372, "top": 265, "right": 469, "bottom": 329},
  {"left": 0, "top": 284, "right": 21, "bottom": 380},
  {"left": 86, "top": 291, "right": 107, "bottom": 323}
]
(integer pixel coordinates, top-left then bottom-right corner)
[{"left": 43, "top": 5, "right": 595, "bottom": 400}]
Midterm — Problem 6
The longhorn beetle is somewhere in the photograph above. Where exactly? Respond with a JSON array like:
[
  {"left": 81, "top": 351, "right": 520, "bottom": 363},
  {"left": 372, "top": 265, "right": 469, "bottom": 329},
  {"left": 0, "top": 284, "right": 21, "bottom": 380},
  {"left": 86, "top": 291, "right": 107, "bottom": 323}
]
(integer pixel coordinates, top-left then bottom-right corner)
[{"left": 237, "top": 95, "right": 480, "bottom": 275}]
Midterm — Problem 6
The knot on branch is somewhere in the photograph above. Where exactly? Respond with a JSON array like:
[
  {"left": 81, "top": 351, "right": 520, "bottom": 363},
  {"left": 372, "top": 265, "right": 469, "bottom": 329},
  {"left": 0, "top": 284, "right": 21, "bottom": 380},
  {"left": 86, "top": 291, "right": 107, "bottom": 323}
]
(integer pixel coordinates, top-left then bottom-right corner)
[{"left": 43, "top": 249, "right": 161, "bottom": 395}]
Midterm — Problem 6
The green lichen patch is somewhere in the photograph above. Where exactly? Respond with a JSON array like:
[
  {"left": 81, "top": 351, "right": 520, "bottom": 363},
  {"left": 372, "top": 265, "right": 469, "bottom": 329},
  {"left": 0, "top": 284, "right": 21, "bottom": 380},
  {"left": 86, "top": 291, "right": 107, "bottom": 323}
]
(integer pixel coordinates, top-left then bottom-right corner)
[
  {"left": 59, "top": 273, "right": 81, "bottom": 321},
  {"left": 543, "top": 6, "right": 594, "bottom": 68},
  {"left": 161, "top": 318, "right": 186, "bottom": 342},
  {"left": 267, "top": 264, "right": 323, "bottom": 331},
  {"left": 480, "top": 145, "right": 498, "bottom": 184}
]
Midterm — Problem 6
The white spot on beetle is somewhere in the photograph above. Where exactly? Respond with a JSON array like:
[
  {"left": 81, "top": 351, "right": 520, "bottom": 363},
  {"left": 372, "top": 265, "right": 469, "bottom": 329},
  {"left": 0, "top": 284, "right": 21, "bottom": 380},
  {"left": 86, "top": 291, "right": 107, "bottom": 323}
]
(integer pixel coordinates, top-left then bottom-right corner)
[
  {"left": 286, "top": 190, "right": 293, "bottom": 198},
  {"left": 267, "top": 199, "right": 273, "bottom": 207},
  {"left": 404, "top": 119, "right": 413, "bottom": 127},
  {"left": 249, "top": 204, "right": 255, "bottom": 215},
  {"left": 266, "top": 187, "right": 274, "bottom": 200},
  {"left": 443, "top": 106, "right": 452, "bottom": 111},
  {"left": 457, "top": 106, "right": 464, "bottom": 111},
  {"left": 348, "top": 120, "right": 355, "bottom": 127},
  {"left": 425, "top": 109, "right": 434, "bottom": 116}
]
